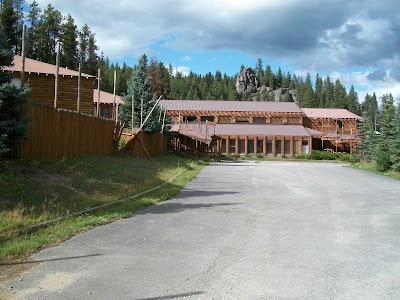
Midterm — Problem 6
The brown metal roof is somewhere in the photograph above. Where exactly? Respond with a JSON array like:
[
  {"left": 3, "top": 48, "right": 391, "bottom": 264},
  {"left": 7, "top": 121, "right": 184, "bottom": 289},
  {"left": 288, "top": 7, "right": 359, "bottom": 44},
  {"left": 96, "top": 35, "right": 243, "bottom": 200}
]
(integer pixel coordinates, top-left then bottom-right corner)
[
  {"left": 171, "top": 124, "right": 212, "bottom": 144},
  {"left": 302, "top": 108, "right": 362, "bottom": 120},
  {"left": 2, "top": 55, "right": 94, "bottom": 78},
  {"left": 93, "top": 90, "right": 124, "bottom": 105},
  {"left": 160, "top": 99, "right": 303, "bottom": 113},
  {"left": 176, "top": 122, "right": 311, "bottom": 137}
]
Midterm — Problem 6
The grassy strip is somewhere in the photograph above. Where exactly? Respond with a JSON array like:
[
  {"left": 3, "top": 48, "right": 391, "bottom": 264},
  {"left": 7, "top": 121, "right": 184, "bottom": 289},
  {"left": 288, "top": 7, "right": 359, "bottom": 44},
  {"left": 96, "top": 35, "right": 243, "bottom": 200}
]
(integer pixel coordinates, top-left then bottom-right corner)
[
  {"left": 0, "top": 153, "right": 207, "bottom": 259},
  {"left": 351, "top": 161, "right": 400, "bottom": 180}
]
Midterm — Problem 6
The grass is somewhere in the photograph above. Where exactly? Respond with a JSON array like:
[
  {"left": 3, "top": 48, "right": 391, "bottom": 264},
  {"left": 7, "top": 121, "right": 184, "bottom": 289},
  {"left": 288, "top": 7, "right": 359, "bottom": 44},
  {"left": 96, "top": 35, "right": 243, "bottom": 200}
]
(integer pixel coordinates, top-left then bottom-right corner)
[
  {"left": 351, "top": 160, "right": 400, "bottom": 180},
  {"left": 0, "top": 153, "right": 207, "bottom": 259}
]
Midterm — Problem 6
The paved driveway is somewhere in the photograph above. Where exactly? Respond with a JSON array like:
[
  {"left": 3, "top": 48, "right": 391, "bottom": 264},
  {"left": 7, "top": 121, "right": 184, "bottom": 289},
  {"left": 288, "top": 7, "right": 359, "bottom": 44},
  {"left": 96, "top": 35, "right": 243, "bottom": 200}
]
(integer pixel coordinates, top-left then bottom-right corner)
[{"left": 3, "top": 161, "right": 400, "bottom": 299}]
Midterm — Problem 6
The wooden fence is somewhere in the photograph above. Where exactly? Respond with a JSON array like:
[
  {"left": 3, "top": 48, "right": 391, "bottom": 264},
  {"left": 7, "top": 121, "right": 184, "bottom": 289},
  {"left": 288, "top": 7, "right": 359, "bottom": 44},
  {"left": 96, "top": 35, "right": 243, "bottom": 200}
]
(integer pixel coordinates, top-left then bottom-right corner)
[
  {"left": 6, "top": 102, "right": 121, "bottom": 158},
  {"left": 122, "top": 132, "right": 168, "bottom": 157}
]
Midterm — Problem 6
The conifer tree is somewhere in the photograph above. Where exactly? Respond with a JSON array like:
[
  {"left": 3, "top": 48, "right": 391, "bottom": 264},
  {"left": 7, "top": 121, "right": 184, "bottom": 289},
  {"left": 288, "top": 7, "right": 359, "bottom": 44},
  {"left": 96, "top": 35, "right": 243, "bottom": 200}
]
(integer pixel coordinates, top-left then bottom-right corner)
[
  {"left": 0, "top": 28, "right": 30, "bottom": 154},
  {"left": 60, "top": 14, "right": 78, "bottom": 70},
  {"left": 119, "top": 54, "right": 163, "bottom": 133},
  {"left": 347, "top": 85, "right": 359, "bottom": 114},
  {"left": 26, "top": 0, "right": 41, "bottom": 60}
]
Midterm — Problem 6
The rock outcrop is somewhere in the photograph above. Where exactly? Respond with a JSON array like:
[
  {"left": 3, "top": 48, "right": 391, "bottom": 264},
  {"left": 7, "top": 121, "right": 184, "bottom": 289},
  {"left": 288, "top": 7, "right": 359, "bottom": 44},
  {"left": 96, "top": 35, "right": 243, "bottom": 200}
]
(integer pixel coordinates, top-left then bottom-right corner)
[{"left": 235, "top": 68, "right": 258, "bottom": 95}]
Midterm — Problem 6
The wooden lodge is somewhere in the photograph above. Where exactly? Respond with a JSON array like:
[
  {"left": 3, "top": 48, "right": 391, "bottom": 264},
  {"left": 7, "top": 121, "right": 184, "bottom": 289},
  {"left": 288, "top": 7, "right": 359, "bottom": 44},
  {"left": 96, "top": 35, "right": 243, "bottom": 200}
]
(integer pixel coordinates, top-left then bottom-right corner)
[
  {"left": 160, "top": 100, "right": 362, "bottom": 156},
  {"left": 3, "top": 55, "right": 95, "bottom": 114},
  {"left": 93, "top": 90, "right": 124, "bottom": 119}
]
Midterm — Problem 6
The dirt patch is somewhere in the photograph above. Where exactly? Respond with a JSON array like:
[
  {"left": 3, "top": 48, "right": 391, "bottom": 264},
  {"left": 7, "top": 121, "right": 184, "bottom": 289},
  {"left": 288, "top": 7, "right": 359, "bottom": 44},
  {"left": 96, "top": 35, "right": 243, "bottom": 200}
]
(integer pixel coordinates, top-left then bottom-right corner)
[{"left": 0, "top": 256, "right": 38, "bottom": 283}]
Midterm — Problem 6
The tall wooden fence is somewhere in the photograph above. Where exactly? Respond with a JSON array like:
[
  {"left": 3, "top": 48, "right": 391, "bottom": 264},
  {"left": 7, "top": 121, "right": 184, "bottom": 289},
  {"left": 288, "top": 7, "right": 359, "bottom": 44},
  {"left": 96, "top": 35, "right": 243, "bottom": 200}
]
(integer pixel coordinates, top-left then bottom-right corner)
[
  {"left": 7, "top": 102, "right": 121, "bottom": 158},
  {"left": 122, "top": 132, "right": 168, "bottom": 157}
]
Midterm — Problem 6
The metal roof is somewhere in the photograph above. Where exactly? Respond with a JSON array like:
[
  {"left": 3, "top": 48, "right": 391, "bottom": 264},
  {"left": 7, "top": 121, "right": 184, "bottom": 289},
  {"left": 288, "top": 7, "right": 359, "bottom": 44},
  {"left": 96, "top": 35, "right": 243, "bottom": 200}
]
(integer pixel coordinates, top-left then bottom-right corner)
[
  {"left": 302, "top": 108, "right": 362, "bottom": 120},
  {"left": 93, "top": 90, "right": 124, "bottom": 105},
  {"left": 174, "top": 123, "right": 311, "bottom": 137},
  {"left": 160, "top": 99, "right": 303, "bottom": 113},
  {"left": 2, "top": 55, "right": 94, "bottom": 78}
]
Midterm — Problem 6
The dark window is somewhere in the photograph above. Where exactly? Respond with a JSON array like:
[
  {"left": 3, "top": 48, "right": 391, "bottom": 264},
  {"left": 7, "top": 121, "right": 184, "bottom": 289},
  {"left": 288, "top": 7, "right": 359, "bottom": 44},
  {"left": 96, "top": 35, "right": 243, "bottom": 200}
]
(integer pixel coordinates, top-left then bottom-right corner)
[
  {"left": 284, "top": 140, "right": 291, "bottom": 154},
  {"left": 236, "top": 116, "right": 250, "bottom": 123},
  {"left": 267, "top": 139, "right": 273, "bottom": 154},
  {"left": 200, "top": 116, "right": 214, "bottom": 122},
  {"left": 276, "top": 140, "right": 282, "bottom": 154},
  {"left": 257, "top": 139, "right": 263, "bottom": 153},
  {"left": 183, "top": 116, "right": 197, "bottom": 122},
  {"left": 247, "top": 139, "right": 255, "bottom": 153},
  {"left": 221, "top": 139, "right": 227, "bottom": 153},
  {"left": 102, "top": 106, "right": 110, "bottom": 119},
  {"left": 253, "top": 117, "right": 266, "bottom": 124},
  {"left": 238, "top": 139, "right": 245, "bottom": 154},
  {"left": 229, "top": 138, "right": 236, "bottom": 153}
]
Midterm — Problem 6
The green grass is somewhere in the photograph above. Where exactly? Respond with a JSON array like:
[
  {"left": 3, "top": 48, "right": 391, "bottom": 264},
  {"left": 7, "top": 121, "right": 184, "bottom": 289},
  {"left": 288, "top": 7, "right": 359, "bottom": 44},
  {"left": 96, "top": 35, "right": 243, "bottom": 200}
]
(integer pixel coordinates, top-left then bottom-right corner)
[
  {"left": 351, "top": 161, "right": 400, "bottom": 180},
  {"left": 0, "top": 153, "right": 207, "bottom": 259}
]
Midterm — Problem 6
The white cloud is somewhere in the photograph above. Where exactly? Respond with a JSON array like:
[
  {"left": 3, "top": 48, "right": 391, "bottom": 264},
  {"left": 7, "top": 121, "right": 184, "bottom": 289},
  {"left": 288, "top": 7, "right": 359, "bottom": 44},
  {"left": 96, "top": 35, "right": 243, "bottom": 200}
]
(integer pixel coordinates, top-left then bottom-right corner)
[
  {"left": 183, "top": 56, "right": 191, "bottom": 61},
  {"left": 174, "top": 66, "right": 191, "bottom": 76}
]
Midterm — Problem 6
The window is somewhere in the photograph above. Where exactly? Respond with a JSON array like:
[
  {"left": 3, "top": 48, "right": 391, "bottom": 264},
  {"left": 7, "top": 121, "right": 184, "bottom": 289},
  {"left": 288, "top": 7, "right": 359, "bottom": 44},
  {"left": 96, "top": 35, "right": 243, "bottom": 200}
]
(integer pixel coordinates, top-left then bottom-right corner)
[
  {"left": 183, "top": 116, "right": 197, "bottom": 122},
  {"left": 276, "top": 140, "right": 282, "bottom": 154},
  {"left": 11, "top": 78, "right": 22, "bottom": 88},
  {"left": 253, "top": 117, "right": 266, "bottom": 124},
  {"left": 267, "top": 139, "right": 273, "bottom": 154},
  {"left": 284, "top": 140, "right": 291, "bottom": 154},
  {"left": 102, "top": 106, "right": 110, "bottom": 119},
  {"left": 229, "top": 139, "right": 236, "bottom": 153},
  {"left": 247, "top": 139, "right": 255, "bottom": 153},
  {"left": 221, "top": 139, "right": 227, "bottom": 153},
  {"left": 93, "top": 105, "right": 97, "bottom": 116},
  {"left": 238, "top": 139, "right": 245, "bottom": 154},
  {"left": 302, "top": 139, "right": 309, "bottom": 154},
  {"left": 257, "top": 139, "right": 263, "bottom": 153},
  {"left": 236, "top": 116, "right": 250, "bottom": 123},
  {"left": 200, "top": 116, "right": 214, "bottom": 122}
]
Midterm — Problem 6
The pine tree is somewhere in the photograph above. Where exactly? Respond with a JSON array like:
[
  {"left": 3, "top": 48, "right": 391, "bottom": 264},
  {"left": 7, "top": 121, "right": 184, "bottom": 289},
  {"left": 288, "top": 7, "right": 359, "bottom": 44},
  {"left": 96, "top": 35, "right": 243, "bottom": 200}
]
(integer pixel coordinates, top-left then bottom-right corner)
[
  {"left": 255, "top": 58, "right": 263, "bottom": 86},
  {"left": 119, "top": 54, "right": 162, "bottom": 133},
  {"left": 301, "top": 73, "right": 316, "bottom": 107},
  {"left": 347, "top": 85, "right": 359, "bottom": 114},
  {"left": 0, "top": 0, "right": 18, "bottom": 54},
  {"left": 0, "top": 28, "right": 30, "bottom": 155},
  {"left": 356, "top": 112, "right": 376, "bottom": 161},
  {"left": 375, "top": 94, "right": 396, "bottom": 171},
  {"left": 60, "top": 14, "right": 78, "bottom": 70},
  {"left": 391, "top": 104, "right": 400, "bottom": 172},
  {"left": 37, "top": 4, "right": 63, "bottom": 63},
  {"left": 26, "top": 0, "right": 41, "bottom": 60},
  {"left": 314, "top": 74, "right": 324, "bottom": 107}
]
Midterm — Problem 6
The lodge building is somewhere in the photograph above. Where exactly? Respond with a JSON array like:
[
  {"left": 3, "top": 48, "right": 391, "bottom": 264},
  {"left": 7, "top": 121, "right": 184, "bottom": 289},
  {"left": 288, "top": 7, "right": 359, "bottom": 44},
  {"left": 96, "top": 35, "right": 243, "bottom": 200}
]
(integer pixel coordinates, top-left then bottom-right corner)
[{"left": 160, "top": 100, "right": 362, "bottom": 156}]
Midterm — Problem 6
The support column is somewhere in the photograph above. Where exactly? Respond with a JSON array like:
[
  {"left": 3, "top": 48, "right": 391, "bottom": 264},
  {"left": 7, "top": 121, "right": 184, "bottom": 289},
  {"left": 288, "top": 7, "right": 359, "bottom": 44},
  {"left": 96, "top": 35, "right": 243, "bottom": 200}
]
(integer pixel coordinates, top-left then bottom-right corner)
[
  {"left": 281, "top": 137, "right": 285, "bottom": 156},
  {"left": 263, "top": 136, "right": 267, "bottom": 155},
  {"left": 226, "top": 136, "right": 230, "bottom": 154},
  {"left": 254, "top": 137, "right": 258, "bottom": 154},
  {"left": 290, "top": 136, "right": 294, "bottom": 156},
  {"left": 272, "top": 136, "right": 276, "bottom": 157},
  {"left": 309, "top": 136, "right": 312, "bottom": 154},
  {"left": 244, "top": 136, "right": 248, "bottom": 154},
  {"left": 235, "top": 136, "right": 239, "bottom": 154}
]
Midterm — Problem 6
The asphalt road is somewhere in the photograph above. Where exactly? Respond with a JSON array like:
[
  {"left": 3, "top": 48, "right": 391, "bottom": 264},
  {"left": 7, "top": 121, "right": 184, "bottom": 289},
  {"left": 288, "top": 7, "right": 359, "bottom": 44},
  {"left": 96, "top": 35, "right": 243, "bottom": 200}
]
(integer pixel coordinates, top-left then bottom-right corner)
[{"left": 3, "top": 161, "right": 400, "bottom": 300}]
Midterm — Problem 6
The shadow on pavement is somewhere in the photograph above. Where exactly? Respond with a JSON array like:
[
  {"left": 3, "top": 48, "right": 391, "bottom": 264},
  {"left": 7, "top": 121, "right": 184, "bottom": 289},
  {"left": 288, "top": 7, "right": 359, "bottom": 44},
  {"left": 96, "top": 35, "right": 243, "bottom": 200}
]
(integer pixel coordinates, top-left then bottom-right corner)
[
  {"left": 0, "top": 253, "right": 103, "bottom": 266},
  {"left": 137, "top": 201, "right": 240, "bottom": 215},
  {"left": 135, "top": 291, "right": 204, "bottom": 300}
]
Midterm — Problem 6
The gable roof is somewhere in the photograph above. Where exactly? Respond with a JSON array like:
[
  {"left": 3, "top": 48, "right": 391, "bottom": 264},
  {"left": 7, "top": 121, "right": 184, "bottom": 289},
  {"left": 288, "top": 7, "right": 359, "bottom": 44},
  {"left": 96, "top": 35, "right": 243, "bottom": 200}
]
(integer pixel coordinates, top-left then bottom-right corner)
[
  {"left": 2, "top": 55, "right": 94, "bottom": 78},
  {"left": 160, "top": 99, "right": 303, "bottom": 113},
  {"left": 302, "top": 108, "right": 362, "bottom": 120},
  {"left": 93, "top": 90, "right": 124, "bottom": 105}
]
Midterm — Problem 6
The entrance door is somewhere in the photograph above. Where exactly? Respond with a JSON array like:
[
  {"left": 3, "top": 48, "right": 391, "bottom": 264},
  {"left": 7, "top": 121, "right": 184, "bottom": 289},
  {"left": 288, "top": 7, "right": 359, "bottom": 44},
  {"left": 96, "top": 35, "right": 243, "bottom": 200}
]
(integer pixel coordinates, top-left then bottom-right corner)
[{"left": 302, "top": 139, "right": 309, "bottom": 154}]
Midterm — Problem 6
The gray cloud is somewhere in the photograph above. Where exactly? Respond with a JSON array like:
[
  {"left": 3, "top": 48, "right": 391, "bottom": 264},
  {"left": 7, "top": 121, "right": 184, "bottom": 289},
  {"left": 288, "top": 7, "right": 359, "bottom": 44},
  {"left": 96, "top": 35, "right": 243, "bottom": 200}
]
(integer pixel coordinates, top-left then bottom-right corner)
[
  {"left": 367, "top": 69, "right": 386, "bottom": 81},
  {"left": 28, "top": 0, "right": 400, "bottom": 83}
]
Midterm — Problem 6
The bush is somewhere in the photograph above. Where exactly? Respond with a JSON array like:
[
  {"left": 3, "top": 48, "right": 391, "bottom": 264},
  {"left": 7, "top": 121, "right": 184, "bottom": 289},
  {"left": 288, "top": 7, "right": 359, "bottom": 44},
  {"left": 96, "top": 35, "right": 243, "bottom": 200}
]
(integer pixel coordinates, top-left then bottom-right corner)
[
  {"left": 376, "top": 151, "right": 392, "bottom": 172},
  {"left": 294, "top": 150, "right": 351, "bottom": 161}
]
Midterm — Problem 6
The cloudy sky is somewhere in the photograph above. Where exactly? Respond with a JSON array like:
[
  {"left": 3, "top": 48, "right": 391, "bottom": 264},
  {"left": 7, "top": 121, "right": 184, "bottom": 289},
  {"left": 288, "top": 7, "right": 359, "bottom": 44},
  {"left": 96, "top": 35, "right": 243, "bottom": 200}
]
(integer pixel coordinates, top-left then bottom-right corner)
[{"left": 28, "top": 0, "right": 400, "bottom": 101}]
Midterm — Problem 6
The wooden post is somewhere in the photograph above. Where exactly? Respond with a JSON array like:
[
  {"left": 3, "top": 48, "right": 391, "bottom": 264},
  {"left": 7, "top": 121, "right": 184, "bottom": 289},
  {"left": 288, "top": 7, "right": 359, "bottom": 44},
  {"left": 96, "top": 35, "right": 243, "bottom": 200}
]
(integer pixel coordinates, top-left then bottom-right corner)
[
  {"left": 263, "top": 136, "right": 267, "bottom": 155},
  {"left": 226, "top": 136, "right": 230, "bottom": 154},
  {"left": 54, "top": 42, "right": 60, "bottom": 108},
  {"left": 290, "top": 136, "right": 294, "bottom": 156},
  {"left": 235, "top": 136, "right": 239, "bottom": 154},
  {"left": 21, "top": 24, "right": 26, "bottom": 87},
  {"left": 272, "top": 136, "right": 276, "bottom": 157},
  {"left": 254, "top": 137, "right": 257, "bottom": 154},
  {"left": 140, "top": 98, "right": 144, "bottom": 127},
  {"left": 77, "top": 63, "right": 81, "bottom": 112},
  {"left": 132, "top": 95, "right": 135, "bottom": 134},
  {"left": 112, "top": 70, "right": 117, "bottom": 120},
  {"left": 96, "top": 68, "right": 101, "bottom": 117},
  {"left": 244, "top": 136, "right": 248, "bottom": 154},
  {"left": 160, "top": 108, "right": 167, "bottom": 133},
  {"left": 282, "top": 137, "right": 285, "bottom": 156}
]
